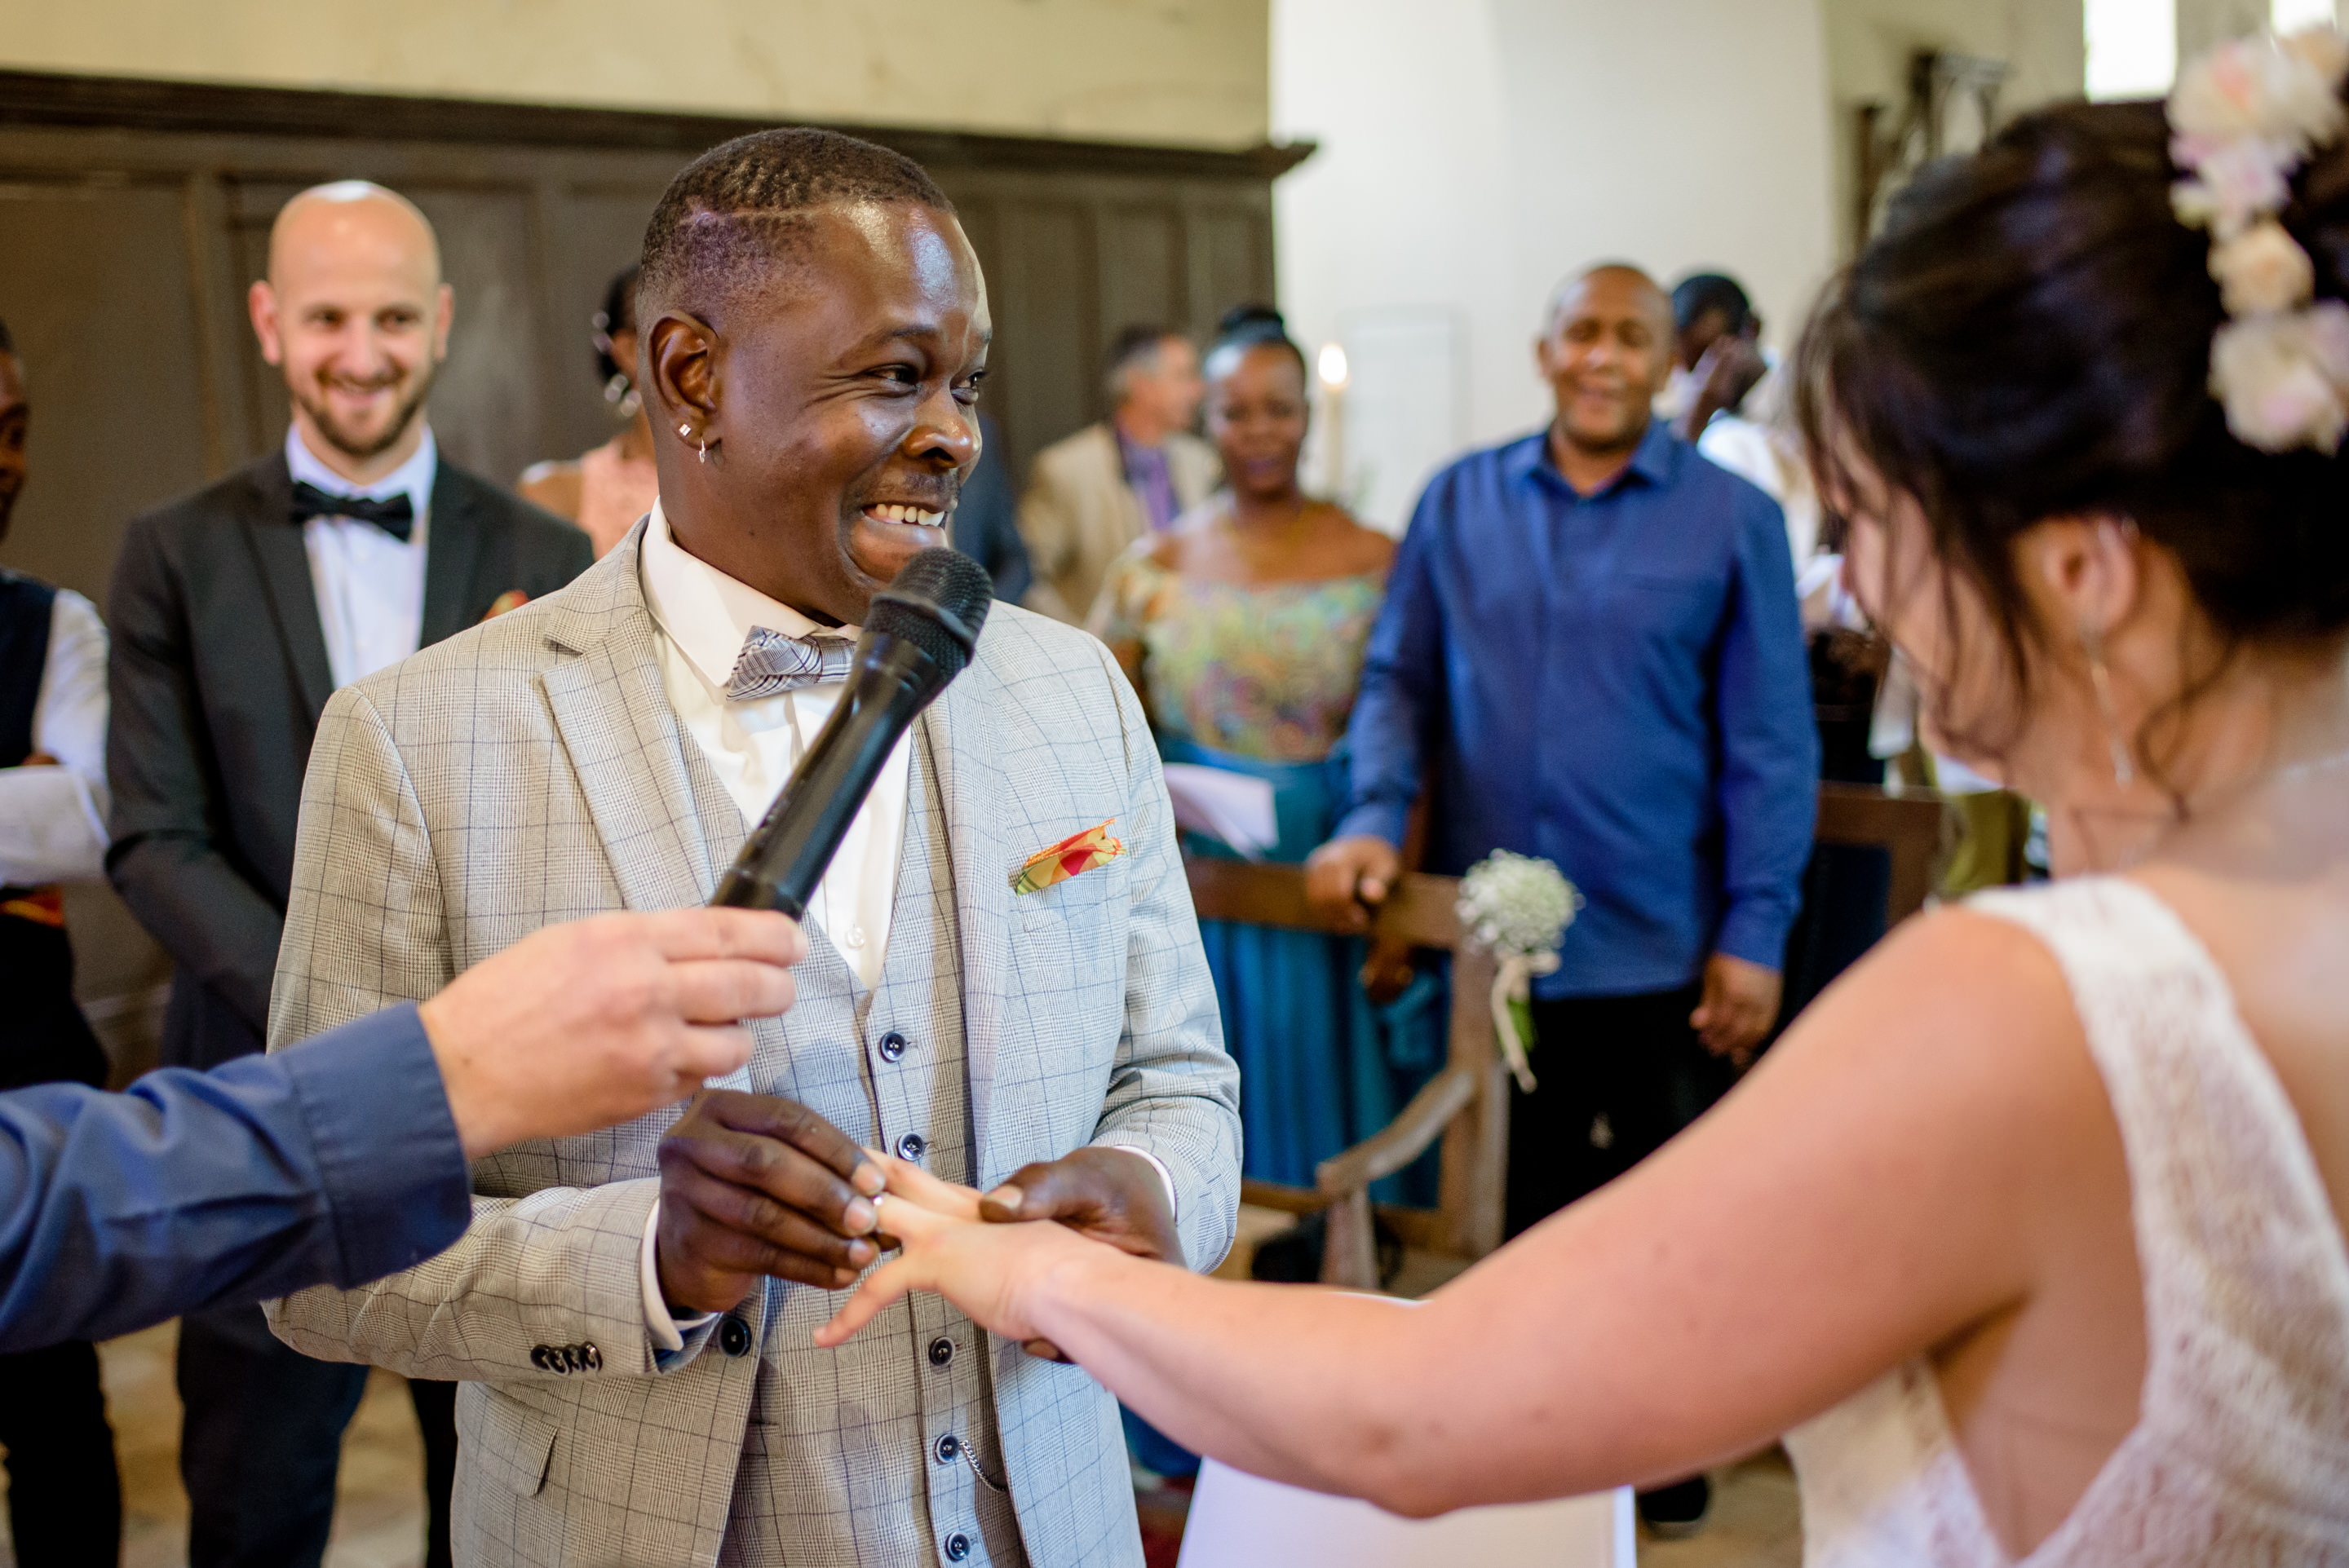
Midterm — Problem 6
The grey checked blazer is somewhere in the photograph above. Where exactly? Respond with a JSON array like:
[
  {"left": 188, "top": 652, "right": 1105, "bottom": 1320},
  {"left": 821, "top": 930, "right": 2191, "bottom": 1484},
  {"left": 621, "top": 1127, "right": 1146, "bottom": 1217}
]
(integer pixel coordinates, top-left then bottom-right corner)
[{"left": 262, "top": 528, "right": 1241, "bottom": 1567}]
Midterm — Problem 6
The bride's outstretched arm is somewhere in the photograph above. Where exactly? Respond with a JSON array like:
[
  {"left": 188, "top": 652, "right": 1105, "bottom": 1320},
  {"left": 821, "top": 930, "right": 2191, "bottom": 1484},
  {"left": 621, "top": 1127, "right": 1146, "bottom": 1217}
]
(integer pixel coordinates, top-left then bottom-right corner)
[{"left": 824, "top": 909, "right": 2121, "bottom": 1516}]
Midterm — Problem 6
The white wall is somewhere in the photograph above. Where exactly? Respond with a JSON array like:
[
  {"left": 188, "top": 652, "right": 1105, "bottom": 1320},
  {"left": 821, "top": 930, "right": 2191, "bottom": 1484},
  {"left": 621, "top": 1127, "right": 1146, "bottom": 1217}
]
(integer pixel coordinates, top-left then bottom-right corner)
[
  {"left": 1272, "top": 0, "right": 1840, "bottom": 532},
  {"left": 2, "top": 0, "right": 1271, "bottom": 149}
]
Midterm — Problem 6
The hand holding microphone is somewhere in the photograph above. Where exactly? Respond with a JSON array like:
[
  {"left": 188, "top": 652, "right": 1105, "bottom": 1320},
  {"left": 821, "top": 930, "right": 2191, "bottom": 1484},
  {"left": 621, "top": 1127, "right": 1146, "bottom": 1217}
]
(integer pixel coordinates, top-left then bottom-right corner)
[{"left": 657, "top": 549, "right": 995, "bottom": 1314}]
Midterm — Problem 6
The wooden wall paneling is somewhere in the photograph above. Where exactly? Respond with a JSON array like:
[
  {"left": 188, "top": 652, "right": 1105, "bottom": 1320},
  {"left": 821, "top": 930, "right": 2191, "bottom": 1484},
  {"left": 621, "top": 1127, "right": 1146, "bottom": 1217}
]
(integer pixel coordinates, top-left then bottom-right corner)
[
  {"left": 533, "top": 176, "right": 675, "bottom": 470},
  {"left": 988, "top": 197, "right": 1099, "bottom": 486},
  {"left": 1096, "top": 202, "right": 1183, "bottom": 357},
  {"left": 940, "top": 189, "right": 1014, "bottom": 463},
  {"left": 415, "top": 184, "right": 551, "bottom": 488},
  {"left": 179, "top": 170, "right": 257, "bottom": 472},
  {"left": 1183, "top": 195, "right": 1274, "bottom": 341},
  {"left": 0, "top": 173, "right": 215, "bottom": 603}
]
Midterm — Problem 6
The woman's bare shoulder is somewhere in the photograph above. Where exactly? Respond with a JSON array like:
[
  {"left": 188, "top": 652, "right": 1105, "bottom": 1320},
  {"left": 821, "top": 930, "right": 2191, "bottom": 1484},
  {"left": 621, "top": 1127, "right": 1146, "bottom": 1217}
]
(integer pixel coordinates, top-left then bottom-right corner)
[
  {"left": 1321, "top": 506, "right": 1398, "bottom": 574},
  {"left": 1751, "top": 899, "right": 2115, "bottom": 1198},
  {"left": 1789, "top": 901, "right": 2084, "bottom": 1072}
]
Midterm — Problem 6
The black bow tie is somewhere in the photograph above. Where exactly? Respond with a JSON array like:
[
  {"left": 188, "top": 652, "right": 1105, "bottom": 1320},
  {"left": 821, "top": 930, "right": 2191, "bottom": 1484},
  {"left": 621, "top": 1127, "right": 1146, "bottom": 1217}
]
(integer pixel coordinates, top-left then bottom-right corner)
[{"left": 290, "top": 480, "right": 415, "bottom": 542}]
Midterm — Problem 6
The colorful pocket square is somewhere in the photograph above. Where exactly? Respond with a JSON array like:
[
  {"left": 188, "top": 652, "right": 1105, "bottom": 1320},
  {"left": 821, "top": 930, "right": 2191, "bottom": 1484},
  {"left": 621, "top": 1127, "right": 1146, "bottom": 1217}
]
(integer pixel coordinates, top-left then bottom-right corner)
[
  {"left": 482, "top": 589, "right": 530, "bottom": 621},
  {"left": 1011, "top": 820, "right": 1126, "bottom": 894}
]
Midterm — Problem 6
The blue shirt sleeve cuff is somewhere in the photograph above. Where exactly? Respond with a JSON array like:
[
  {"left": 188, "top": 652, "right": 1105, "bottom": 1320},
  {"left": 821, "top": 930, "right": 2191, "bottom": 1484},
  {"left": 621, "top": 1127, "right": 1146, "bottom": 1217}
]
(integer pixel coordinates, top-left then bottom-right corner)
[
  {"left": 276, "top": 1004, "right": 471, "bottom": 1287},
  {"left": 1714, "top": 903, "right": 1797, "bottom": 973},
  {"left": 1332, "top": 802, "right": 1409, "bottom": 850}
]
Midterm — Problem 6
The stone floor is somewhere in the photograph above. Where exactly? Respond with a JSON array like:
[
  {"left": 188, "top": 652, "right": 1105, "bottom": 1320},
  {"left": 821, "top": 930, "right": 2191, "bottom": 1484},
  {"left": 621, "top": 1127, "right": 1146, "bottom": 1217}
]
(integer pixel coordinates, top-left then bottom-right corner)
[
  {"left": 2, "top": 1292, "right": 1802, "bottom": 1567},
  {"left": 0, "top": 1322, "right": 436, "bottom": 1568}
]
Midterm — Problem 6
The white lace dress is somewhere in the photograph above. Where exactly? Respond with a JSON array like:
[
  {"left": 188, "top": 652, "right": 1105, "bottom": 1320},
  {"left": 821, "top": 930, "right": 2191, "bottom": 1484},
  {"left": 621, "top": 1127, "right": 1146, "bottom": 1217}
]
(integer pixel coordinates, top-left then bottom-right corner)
[{"left": 1782, "top": 877, "right": 2349, "bottom": 1566}]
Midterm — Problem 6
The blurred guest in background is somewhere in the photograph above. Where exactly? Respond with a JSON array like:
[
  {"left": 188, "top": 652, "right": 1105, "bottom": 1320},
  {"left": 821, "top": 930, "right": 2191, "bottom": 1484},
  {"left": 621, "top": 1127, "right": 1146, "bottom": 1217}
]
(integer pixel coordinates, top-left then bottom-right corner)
[
  {"left": 1305, "top": 263, "right": 1816, "bottom": 1537},
  {"left": 1662, "top": 270, "right": 1767, "bottom": 435},
  {"left": 1091, "top": 305, "right": 1416, "bottom": 1190},
  {"left": 104, "top": 181, "right": 590, "bottom": 1568},
  {"left": 520, "top": 264, "right": 659, "bottom": 557},
  {"left": 946, "top": 413, "right": 1033, "bottom": 602},
  {"left": 1018, "top": 323, "right": 1216, "bottom": 622},
  {"left": 0, "top": 317, "right": 123, "bottom": 1568},
  {"left": 1672, "top": 270, "right": 1752, "bottom": 369}
]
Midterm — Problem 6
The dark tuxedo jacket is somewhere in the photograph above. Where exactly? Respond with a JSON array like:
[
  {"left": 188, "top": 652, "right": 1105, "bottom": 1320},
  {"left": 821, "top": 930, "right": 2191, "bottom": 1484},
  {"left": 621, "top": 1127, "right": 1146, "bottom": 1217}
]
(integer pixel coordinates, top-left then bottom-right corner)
[{"left": 105, "top": 445, "right": 593, "bottom": 1069}]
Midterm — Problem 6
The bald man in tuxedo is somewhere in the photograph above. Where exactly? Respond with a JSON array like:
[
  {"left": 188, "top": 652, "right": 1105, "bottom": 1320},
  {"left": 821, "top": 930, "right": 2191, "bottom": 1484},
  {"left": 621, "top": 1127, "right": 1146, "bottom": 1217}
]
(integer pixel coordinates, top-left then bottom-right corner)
[{"left": 106, "top": 181, "right": 590, "bottom": 1568}]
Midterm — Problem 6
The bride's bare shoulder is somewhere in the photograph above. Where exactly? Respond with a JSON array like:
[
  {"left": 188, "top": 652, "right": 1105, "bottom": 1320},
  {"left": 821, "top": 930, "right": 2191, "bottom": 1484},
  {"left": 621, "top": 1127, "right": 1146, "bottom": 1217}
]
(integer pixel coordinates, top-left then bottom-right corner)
[
  {"left": 1758, "top": 900, "right": 2103, "bottom": 1130},
  {"left": 1806, "top": 901, "right": 2072, "bottom": 1033}
]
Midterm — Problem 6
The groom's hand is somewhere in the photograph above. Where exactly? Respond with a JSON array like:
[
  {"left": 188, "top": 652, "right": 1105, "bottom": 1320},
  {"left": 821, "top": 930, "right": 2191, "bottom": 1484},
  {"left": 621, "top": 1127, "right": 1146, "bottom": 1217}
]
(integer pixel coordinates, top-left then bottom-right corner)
[
  {"left": 980, "top": 1146, "right": 1180, "bottom": 1261},
  {"left": 656, "top": 1089, "right": 886, "bottom": 1314},
  {"left": 979, "top": 1146, "right": 1178, "bottom": 1363}
]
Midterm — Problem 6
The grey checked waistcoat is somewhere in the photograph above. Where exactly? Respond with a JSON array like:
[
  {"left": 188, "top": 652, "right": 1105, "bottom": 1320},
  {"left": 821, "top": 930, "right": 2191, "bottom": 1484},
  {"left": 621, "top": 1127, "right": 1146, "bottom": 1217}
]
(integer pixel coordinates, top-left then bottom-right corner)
[{"left": 714, "top": 727, "right": 1024, "bottom": 1567}]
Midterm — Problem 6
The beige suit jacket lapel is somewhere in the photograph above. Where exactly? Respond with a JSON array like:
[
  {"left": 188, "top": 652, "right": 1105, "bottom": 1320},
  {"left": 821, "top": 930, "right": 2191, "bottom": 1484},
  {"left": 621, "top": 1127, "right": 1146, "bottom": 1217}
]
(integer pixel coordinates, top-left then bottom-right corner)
[
  {"left": 918, "top": 654, "right": 1012, "bottom": 1164},
  {"left": 536, "top": 538, "right": 719, "bottom": 916}
]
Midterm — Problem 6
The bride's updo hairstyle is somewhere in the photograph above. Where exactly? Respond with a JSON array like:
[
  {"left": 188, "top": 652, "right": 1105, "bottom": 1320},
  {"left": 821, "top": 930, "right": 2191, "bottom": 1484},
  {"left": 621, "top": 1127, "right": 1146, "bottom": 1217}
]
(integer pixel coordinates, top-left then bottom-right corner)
[{"left": 1797, "top": 92, "right": 2349, "bottom": 752}]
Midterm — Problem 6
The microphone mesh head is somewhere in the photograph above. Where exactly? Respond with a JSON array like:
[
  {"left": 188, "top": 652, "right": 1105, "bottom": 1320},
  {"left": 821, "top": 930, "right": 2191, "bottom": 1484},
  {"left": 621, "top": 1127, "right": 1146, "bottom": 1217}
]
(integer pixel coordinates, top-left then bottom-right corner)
[{"left": 864, "top": 547, "right": 993, "bottom": 681}]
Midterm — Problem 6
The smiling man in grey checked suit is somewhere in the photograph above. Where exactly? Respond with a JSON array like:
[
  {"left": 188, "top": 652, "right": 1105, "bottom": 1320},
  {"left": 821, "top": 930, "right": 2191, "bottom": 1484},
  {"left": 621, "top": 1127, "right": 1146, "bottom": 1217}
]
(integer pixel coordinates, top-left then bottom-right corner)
[{"left": 262, "top": 129, "right": 1241, "bottom": 1568}]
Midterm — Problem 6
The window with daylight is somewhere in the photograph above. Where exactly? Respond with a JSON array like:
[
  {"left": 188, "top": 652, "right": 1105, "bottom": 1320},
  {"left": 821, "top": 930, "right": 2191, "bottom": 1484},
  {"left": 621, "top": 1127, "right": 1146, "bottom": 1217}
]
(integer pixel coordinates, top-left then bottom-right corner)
[
  {"left": 2274, "top": 0, "right": 2339, "bottom": 34},
  {"left": 2086, "top": 0, "right": 2178, "bottom": 99}
]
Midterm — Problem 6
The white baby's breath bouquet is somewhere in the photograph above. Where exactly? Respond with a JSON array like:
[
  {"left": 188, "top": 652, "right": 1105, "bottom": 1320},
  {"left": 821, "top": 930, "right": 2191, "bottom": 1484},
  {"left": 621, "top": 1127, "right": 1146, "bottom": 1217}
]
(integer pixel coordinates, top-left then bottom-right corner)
[{"left": 1456, "top": 851, "right": 1579, "bottom": 1093}]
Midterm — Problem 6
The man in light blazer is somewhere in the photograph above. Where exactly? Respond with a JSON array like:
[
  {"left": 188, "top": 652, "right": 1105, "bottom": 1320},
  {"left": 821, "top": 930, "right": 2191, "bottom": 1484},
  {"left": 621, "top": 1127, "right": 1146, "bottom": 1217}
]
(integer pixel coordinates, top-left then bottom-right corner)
[
  {"left": 1015, "top": 326, "right": 1218, "bottom": 625},
  {"left": 265, "top": 130, "right": 1239, "bottom": 1568}
]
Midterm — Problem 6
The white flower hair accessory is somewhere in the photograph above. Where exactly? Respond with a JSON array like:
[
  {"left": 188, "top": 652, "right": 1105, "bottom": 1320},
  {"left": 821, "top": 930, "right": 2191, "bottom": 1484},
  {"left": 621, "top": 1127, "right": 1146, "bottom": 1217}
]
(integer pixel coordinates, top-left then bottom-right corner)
[
  {"left": 2170, "top": 26, "right": 2349, "bottom": 453},
  {"left": 1456, "top": 850, "right": 1580, "bottom": 1093}
]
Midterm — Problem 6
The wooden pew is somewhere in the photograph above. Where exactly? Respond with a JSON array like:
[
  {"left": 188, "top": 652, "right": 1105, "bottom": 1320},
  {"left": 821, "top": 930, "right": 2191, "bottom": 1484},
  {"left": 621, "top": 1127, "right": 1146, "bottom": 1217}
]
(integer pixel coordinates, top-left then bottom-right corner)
[{"left": 1186, "top": 785, "right": 1949, "bottom": 1292}]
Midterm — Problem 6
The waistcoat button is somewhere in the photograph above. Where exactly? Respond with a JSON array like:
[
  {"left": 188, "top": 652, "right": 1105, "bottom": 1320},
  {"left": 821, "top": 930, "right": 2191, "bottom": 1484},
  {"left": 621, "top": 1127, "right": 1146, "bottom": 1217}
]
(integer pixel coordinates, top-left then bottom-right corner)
[
  {"left": 895, "top": 1132, "right": 927, "bottom": 1161},
  {"left": 878, "top": 1031, "right": 908, "bottom": 1063},
  {"left": 928, "top": 1336, "right": 954, "bottom": 1367},
  {"left": 719, "top": 1317, "right": 753, "bottom": 1358},
  {"left": 944, "top": 1533, "right": 971, "bottom": 1561},
  {"left": 935, "top": 1433, "right": 962, "bottom": 1464}
]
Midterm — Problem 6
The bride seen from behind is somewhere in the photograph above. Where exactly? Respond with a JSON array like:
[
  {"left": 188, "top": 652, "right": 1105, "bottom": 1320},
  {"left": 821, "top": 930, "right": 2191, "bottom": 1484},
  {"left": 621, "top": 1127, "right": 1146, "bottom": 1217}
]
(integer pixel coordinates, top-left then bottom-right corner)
[{"left": 823, "top": 31, "right": 2349, "bottom": 1565}]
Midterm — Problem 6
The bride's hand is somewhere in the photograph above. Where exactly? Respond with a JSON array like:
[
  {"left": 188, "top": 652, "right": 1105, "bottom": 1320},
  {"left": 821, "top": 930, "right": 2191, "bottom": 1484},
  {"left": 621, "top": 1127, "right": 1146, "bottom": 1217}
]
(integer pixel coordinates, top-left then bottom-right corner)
[
  {"left": 813, "top": 1164, "right": 1111, "bottom": 1351},
  {"left": 860, "top": 1151, "right": 985, "bottom": 1221}
]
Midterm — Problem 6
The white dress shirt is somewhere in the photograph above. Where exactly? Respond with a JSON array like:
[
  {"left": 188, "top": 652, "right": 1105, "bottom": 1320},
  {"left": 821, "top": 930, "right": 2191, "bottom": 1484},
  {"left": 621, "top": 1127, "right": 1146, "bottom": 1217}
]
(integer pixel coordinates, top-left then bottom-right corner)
[
  {"left": 287, "top": 424, "right": 436, "bottom": 689},
  {"left": 638, "top": 499, "right": 911, "bottom": 987},
  {"left": 636, "top": 499, "right": 912, "bottom": 1348},
  {"left": 0, "top": 587, "right": 108, "bottom": 886}
]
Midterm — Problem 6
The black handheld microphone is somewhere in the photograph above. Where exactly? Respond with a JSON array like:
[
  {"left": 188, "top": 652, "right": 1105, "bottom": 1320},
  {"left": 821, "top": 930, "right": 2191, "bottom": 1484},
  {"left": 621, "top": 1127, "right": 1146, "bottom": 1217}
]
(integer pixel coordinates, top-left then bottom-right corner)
[{"left": 710, "top": 547, "right": 993, "bottom": 917}]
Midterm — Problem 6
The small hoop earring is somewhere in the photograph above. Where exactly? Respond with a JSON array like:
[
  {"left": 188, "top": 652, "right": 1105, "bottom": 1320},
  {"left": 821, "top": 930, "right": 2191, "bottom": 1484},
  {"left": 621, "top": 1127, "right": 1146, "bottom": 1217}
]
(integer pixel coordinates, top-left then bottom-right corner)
[
  {"left": 2082, "top": 623, "right": 2135, "bottom": 788},
  {"left": 698, "top": 438, "right": 709, "bottom": 464}
]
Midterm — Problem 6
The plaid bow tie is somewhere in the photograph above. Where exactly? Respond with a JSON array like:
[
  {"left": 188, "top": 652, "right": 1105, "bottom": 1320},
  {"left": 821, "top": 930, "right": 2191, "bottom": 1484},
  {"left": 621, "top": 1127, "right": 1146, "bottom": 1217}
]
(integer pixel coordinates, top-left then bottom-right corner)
[
  {"left": 290, "top": 480, "right": 415, "bottom": 542},
  {"left": 725, "top": 625, "right": 856, "bottom": 700}
]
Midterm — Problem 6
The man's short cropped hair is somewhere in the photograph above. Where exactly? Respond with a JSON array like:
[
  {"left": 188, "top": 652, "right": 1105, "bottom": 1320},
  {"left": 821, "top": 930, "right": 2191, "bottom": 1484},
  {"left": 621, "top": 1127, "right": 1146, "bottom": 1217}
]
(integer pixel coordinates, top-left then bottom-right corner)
[
  {"left": 637, "top": 127, "right": 953, "bottom": 324},
  {"left": 1670, "top": 272, "right": 1753, "bottom": 338},
  {"left": 1104, "top": 324, "right": 1183, "bottom": 404}
]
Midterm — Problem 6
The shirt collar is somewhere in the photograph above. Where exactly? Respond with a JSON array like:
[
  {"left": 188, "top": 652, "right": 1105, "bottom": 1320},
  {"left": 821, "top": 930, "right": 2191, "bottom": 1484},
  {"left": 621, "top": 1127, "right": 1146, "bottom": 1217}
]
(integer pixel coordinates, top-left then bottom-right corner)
[
  {"left": 1509, "top": 417, "right": 1681, "bottom": 499},
  {"left": 285, "top": 422, "right": 439, "bottom": 526},
  {"left": 639, "top": 498, "right": 862, "bottom": 691}
]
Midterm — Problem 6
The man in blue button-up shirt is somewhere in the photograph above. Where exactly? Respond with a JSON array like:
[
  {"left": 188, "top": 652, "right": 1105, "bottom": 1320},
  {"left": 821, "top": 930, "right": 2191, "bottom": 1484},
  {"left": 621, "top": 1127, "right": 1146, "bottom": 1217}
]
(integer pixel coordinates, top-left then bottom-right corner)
[{"left": 1308, "top": 262, "right": 1816, "bottom": 1227}]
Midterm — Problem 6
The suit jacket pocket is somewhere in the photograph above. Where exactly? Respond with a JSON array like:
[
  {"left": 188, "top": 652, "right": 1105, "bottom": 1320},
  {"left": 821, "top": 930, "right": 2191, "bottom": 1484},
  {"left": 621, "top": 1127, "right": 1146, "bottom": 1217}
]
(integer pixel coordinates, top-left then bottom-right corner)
[{"left": 475, "top": 1387, "right": 562, "bottom": 1498}]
